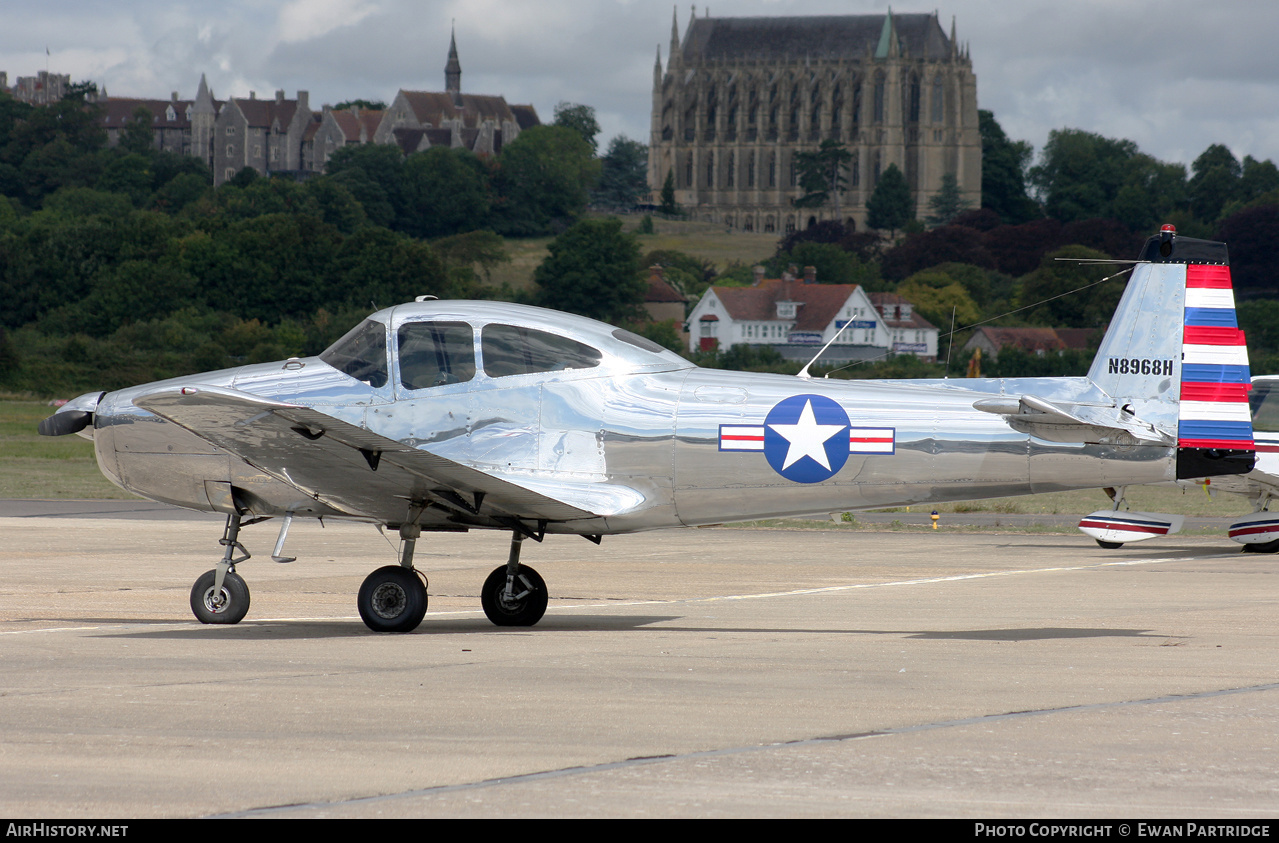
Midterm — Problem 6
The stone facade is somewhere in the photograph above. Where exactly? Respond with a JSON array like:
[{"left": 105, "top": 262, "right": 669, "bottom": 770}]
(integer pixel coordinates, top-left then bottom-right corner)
[
  {"left": 12, "top": 33, "right": 539, "bottom": 184},
  {"left": 5, "top": 70, "right": 71, "bottom": 105},
  {"left": 650, "top": 9, "right": 980, "bottom": 233},
  {"left": 211, "top": 88, "right": 313, "bottom": 185},
  {"left": 309, "top": 105, "right": 384, "bottom": 173}
]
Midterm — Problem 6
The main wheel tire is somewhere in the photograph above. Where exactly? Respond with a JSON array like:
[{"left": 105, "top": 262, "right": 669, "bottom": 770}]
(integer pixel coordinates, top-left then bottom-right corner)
[
  {"left": 1095, "top": 540, "right": 1124, "bottom": 549},
  {"left": 190, "top": 570, "right": 251, "bottom": 625},
  {"left": 358, "top": 566, "right": 427, "bottom": 633},
  {"left": 1242, "top": 538, "right": 1279, "bottom": 553},
  {"left": 481, "top": 564, "right": 548, "bottom": 627}
]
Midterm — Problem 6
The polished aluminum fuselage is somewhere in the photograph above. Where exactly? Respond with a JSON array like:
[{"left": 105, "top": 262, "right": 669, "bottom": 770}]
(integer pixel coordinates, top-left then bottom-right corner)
[{"left": 90, "top": 350, "right": 1173, "bottom": 534}]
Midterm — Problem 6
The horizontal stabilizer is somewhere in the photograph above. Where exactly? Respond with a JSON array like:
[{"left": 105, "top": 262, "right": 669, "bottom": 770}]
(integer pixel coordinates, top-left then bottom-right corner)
[
  {"left": 973, "top": 395, "right": 1174, "bottom": 446},
  {"left": 1228, "top": 513, "right": 1279, "bottom": 545}
]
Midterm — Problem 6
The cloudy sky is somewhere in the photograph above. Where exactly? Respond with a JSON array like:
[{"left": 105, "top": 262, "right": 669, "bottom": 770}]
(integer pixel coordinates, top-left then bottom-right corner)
[{"left": 4, "top": 0, "right": 1278, "bottom": 170}]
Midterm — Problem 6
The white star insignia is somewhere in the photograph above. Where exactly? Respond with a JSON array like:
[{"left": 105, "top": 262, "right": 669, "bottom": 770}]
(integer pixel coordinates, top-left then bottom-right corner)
[{"left": 768, "top": 399, "right": 846, "bottom": 470}]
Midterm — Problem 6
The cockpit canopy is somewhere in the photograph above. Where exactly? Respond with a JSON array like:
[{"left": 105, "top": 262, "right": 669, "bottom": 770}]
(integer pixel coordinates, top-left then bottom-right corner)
[{"left": 319, "top": 301, "right": 690, "bottom": 392}]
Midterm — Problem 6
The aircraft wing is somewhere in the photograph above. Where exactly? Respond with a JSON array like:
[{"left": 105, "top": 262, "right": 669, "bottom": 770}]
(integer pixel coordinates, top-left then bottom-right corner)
[{"left": 133, "top": 384, "right": 613, "bottom": 525}]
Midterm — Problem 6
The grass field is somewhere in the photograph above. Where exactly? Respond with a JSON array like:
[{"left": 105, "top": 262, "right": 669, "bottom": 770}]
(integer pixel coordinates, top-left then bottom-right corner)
[
  {"left": 1, "top": 399, "right": 1254, "bottom": 524},
  {"left": 482, "top": 216, "right": 781, "bottom": 292},
  {"left": 0, "top": 399, "right": 138, "bottom": 499}
]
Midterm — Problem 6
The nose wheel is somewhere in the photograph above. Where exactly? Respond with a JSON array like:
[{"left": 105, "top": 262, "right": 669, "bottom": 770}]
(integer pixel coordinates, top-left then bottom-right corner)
[
  {"left": 190, "top": 569, "right": 251, "bottom": 624},
  {"left": 190, "top": 513, "right": 253, "bottom": 624}
]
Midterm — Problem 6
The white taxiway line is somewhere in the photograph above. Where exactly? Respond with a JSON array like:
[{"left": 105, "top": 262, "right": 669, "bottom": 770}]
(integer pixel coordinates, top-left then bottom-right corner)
[{"left": 0, "top": 553, "right": 1220, "bottom": 635}]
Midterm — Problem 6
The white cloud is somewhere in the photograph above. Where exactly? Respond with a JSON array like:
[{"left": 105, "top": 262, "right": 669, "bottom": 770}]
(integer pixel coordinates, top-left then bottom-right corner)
[{"left": 277, "top": 0, "right": 380, "bottom": 44}]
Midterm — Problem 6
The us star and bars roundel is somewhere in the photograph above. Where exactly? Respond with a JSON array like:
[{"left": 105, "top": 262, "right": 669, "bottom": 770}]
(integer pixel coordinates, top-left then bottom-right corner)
[{"left": 718, "top": 393, "right": 895, "bottom": 484}]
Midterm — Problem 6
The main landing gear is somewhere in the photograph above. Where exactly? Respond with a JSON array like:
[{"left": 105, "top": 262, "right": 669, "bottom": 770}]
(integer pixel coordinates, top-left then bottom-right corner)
[
  {"left": 357, "top": 525, "right": 429, "bottom": 633},
  {"left": 356, "top": 529, "right": 548, "bottom": 632},
  {"left": 186, "top": 516, "right": 550, "bottom": 632},
  {"left": 480, "top": 533, "right": 549, "bottom": 627}
]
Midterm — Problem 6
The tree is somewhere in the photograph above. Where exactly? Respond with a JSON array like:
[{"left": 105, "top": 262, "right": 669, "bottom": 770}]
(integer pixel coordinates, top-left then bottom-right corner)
[
  {"left": 793, "top": 140, "right": 851, "bottom": 213},
  {"left": 1187, "top": 144, "right": 1242, "bottom": 225},
  {"left": 978, "top": 110, "right": 1038, "bottom": 224},
  {"left": 865, "top": 164, "right": 914, "bottom": 235},
  {"left": 925, "top": 172, "right": 970, "bottom": 227},
  {"left": 880, "top": 225, "right": 994, "bottom": 281},
  {"left": 767, "top": 242, "right": 881, "bottom": 289},
  {"left": 332, "top": 99, "right": 387, "bottom": 111},
  {"left": 1218, "top": 203, "right": 1279, "bottom": 297},
  {"left": 594, "top": 136, "right": 648, "bottom": 209},
  {"left": 1017, "top": 245, "right": 1121, "bottom": 328},
  {"left": 493, "top": 125, "right": 599, "bottom": 235},
  {"left": 659, "top": 169, "right": 680, "bottom": 216},
  {"left": 553, "top": 102, "right": 601, "bottom": 155},
  {"left": 431, "top": 229, "right": 509, "bottom": 285},
  {"left": 399, "top": 146, "right": 491, "bottom": 238},
  {"left": 120, "top": 106, "right": 156, "bottom": 155},
  {"left": 534, "top": 217, "right": 643, "bottom": 322},
  {"left": 323, "top": 143, "right": 405, "bottom": 228}
]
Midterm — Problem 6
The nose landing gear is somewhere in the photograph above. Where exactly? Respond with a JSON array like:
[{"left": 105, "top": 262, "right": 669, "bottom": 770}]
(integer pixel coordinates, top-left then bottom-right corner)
[{"left": 190, "top": 514, "right": 253, "bottom": 624}]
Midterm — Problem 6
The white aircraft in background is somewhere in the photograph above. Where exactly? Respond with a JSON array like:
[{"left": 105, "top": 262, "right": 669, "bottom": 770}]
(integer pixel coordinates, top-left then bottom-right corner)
[{"left": 1080, "top": 375, "right": 1279, "bottom": 552}]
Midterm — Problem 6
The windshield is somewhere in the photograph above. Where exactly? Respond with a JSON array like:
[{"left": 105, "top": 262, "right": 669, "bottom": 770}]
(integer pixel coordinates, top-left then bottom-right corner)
[{"left": 319, "top": 319, "right": 388, "bottom": 388}]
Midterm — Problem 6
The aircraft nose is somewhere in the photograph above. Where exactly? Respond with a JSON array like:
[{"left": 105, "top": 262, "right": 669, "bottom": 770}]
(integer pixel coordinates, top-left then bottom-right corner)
[{"left": 37, "top": 391, "right": 106, "bottom": 438}]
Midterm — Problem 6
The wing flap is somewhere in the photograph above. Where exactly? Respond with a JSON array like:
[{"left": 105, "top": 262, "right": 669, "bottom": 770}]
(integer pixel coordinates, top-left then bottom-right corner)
[{"left": 134, "top": 385, "right": 605, "bottom": 523}]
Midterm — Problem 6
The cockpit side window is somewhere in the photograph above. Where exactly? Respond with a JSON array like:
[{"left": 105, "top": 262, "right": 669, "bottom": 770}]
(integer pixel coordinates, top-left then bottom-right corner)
[
  {"left": 397, "top": 321, "right": 476, "bottom": 390},
  {"left": 481, "top": 324, "right": 602, "bottom": 378},
  {"left": 319, "top": 319, "right": 388, "bottom": 388}
]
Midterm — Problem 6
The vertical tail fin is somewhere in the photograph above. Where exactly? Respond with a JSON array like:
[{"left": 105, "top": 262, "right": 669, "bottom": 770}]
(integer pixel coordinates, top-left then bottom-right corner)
[{"left": 1088, "top": 225, "right": 1254, "bottom": 479}]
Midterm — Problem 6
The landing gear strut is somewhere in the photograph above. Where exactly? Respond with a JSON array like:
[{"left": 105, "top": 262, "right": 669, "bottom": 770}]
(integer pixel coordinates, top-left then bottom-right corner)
[
  {"left": 357, "top": 525, "right": 428, "bottom": 633},
  {"left": 1095, "top": 486, "right": 1127, "bottom": 549},
  {"left": 481, "top": 532, "right": 548, "bottom": 627},
  {"left": 190, "top": 514, "right": 252, "bottom": 624}
]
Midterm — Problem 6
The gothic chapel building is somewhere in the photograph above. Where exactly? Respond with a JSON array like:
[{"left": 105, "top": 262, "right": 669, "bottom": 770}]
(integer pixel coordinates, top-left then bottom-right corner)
[{"left": 650, "top": 9, "right": 980, "bottom": 233}]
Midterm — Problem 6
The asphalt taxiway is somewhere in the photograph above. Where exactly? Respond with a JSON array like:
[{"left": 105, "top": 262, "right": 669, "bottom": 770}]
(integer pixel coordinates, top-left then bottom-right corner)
[{"left": 1, "top": 506, "right": 1277, "bottom": 818}]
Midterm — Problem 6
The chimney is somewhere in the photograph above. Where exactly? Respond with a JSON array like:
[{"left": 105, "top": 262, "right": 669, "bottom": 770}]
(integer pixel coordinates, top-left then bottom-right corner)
[
  {"left": 752, "top": 265, "right": 765, "bottom": 286},
  {"left": 649, "top": 265, "right": 664, "bottom": 285},
  {"left": 297, "top": 90, "right": 308, "bottom": 110},
  {"left": 803, "top": 265, "right": 816, "bottom": 284},
  {"left": 249, "top": 90, "right": 256, "bottom": 100},
  {"left": 275, "top": 89, "right": 284, "bottom": 103},
  {"left": 171, "top": 91, "right": 179, "bottom": 101}
]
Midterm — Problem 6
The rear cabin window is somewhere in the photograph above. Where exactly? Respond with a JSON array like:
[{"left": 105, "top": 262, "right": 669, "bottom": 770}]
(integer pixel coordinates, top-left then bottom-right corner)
[
  {"left": 397, "top": 321, "right": 475, "bottom": 389},
  {"left": 481, "top": 324, "right": 602, "bottom": 378},
  {"left": 320, "top": 319, "right": 388, "bottom": 388}
]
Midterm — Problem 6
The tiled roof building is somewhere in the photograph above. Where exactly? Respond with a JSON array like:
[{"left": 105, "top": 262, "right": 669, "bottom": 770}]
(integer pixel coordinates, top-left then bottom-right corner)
[
  {"left": 99, "top": 95, "right": 194, "bottom": 155},
  {"left": 650, "top": 9, "right": 980, "bottom": 234},
  {"left": 374, "top": 31, "right": 538, "bottom": 157},
  {"left": 687, "top": 266, "right": 937, "bottom": 362},
  {"left": 962, "top": 327, "right": 1099, "bottom": 360}
]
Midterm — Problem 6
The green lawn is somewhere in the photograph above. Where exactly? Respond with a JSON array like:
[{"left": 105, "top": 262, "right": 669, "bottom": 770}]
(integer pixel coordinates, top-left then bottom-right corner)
[
  {"left": 0, "top": 399, "right": 138, "bottom": 499},
  {"left": 481, "top": 217, "right": 780, "bottom": 293}
]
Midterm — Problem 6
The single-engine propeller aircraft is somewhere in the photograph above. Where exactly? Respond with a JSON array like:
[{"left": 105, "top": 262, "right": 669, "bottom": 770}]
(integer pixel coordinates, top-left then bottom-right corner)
[
  {"left": 40, "top": 225, "right": 1256, "bottom": 632},
  {"left": 1079, "top": 375, "right": 1279, "bottom": 551}
]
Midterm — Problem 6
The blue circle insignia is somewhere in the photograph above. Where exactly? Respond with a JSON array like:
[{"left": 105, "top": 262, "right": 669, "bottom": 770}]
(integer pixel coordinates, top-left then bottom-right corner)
[{"left": 762, "top": 394, "right": 851, "bottom": 483}]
